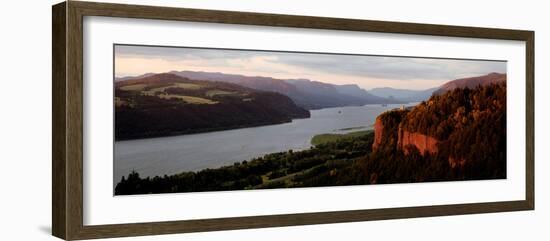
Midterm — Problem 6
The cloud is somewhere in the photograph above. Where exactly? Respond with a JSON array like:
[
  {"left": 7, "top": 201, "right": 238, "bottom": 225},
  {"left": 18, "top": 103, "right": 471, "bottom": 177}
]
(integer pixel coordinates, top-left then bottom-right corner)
[
  {"left": 114, "top": 45, "right": 506, "bottom": 89},
  {"left": 115, "top": 45, "right": 259, "bottom": 61},
  {"left": 272, "top": 54, "right": 505, "bottom": 81}
]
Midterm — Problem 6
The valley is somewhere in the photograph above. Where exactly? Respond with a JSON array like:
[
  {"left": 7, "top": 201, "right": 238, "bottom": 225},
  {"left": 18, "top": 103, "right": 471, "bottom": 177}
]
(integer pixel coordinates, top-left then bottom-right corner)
[{"left": 114, "top": 72, "right": 507, "bottom": 194}]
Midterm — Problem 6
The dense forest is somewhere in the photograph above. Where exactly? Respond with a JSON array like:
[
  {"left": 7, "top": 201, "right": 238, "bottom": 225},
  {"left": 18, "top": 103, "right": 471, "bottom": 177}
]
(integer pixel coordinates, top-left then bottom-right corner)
[
  {"left": 115, "top": 81, "right": 507, "bottom": 195},
  {"left": 402, "top": 82, "right": 506, "bottom": 177},
  {"left": 115, "top": 73, "right": 310, "bottom": 140}
]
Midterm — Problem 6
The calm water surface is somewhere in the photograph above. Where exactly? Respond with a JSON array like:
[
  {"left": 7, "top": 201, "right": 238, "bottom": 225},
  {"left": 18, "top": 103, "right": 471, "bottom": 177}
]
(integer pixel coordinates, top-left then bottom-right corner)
[{"left": 114, "top": 104, "right": 411, "bottom": 184}]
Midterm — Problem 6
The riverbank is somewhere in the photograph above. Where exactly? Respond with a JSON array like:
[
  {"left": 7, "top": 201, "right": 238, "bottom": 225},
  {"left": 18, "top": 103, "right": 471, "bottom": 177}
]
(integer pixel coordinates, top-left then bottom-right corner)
[
  {"left": 115, "top": 130, "right": 375, "bottom": 195},
  {"left": 311, "top": 130, "right": 373, "bottom": 146}
]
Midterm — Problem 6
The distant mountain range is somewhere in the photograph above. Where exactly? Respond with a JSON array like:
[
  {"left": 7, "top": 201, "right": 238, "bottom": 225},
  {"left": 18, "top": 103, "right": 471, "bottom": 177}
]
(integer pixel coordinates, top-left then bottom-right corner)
[
  {"left": 117, "top": 71, "right": 401, "bottom": 109},
  {"left": 369, "top": 72, "right": 506, "bottom": 101},
  {"left": 116, "top": 71, "right": 507, "bottom": 108},
  {"left": 368, "top": 87, "right": 438, "bottom": 103}
]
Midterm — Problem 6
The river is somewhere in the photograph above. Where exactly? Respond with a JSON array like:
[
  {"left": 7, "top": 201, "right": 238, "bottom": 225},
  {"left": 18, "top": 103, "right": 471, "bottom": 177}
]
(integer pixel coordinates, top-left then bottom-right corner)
[{"left": 114, "top": 103, "right": 410, "bottom": 184}]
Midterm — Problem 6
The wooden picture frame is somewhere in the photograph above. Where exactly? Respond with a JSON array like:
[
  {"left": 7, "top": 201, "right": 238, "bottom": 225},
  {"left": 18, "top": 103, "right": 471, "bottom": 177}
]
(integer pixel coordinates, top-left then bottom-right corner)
[{"left": 52, "top": 1, "right": 534, "bottom": 240}]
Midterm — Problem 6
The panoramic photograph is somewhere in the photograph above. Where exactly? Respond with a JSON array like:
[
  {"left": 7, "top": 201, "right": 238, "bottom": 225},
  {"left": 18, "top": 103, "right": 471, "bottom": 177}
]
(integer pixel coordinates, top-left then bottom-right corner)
[{"left": 113, "top": 44, "right": 507, "bottom": 195}]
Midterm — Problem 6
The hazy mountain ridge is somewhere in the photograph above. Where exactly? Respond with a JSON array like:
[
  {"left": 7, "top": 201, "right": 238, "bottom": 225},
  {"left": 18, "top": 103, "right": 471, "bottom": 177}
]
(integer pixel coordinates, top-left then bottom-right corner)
[
  {"left": 116, "top": 71, "right": 506, "bottom": 109},
  {"left": 117, "top": 70, "right": 400, "bottom": 109},
  {"left": 369, "top": 87, "right": 437, "bottom": 102},
  {"left": 369, "top": 72, "right": 506, "bottom": 102},
  {"left": 116, "top": 73, "right": 157, "bottom": 82}
]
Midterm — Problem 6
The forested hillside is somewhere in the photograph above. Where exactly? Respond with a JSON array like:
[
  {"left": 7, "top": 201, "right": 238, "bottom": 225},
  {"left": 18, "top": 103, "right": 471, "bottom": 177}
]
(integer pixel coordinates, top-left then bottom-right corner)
[{"left": 115, "top": 73, "right": 310, "bottom": 140}]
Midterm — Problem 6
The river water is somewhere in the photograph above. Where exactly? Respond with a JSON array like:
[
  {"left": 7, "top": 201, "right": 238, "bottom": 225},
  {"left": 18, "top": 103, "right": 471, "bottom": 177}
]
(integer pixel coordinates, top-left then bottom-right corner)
[{"left": 114, "top": 104, "right": 408, "bottom": 184}]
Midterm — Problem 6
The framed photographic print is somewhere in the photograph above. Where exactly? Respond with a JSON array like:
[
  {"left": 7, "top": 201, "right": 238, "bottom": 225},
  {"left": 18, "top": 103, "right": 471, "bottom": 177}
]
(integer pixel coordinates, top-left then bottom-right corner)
[{"left": 52, "top": 1, "right": 534, "bottom": 240}]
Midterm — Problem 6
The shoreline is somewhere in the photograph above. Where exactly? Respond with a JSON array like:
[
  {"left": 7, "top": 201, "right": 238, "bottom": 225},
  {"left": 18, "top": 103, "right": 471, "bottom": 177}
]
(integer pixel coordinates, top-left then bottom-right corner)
[{"left": 115, "top": 103, "right": 411, "bottom": 142}]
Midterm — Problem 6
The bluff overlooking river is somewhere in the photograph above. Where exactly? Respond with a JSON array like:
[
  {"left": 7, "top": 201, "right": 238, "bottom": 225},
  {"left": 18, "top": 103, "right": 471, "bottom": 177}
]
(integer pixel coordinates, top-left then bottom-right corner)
[{"left": 372, "top": 77, "right": 506, "bottom": 174}]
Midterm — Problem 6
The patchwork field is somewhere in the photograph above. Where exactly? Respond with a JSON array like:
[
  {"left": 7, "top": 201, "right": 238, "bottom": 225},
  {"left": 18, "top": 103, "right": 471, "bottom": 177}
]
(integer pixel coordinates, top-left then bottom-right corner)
[
  {"left": 158, "top": 94, "right": 218, "bottom": 104},
  {"left": 117, "top": 81, "right": 237, "bottom": 105},
  {"left": 143, "top": 83, "right": 203, "bottom": 94},
  {"left": 205, "top": 89, "right": 238, "bottom": 97}
]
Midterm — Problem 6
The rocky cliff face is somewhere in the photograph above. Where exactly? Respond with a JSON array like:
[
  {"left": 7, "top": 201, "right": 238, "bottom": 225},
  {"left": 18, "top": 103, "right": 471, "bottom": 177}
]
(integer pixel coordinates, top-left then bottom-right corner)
[
  {"left": 372, "top": 118, "right": 384, "bottom": 150},
  {"left": 397, "top": 128, "right": 439, "bottom": 155},
  {"left": 372, "top": 110, "right": 440, "bottom": 156},
  {"left": 372, "top": 111, "right": 472, "bottom": 170},
  {"left": 371, "top": 110, "right": 407, "bottom": 151}
]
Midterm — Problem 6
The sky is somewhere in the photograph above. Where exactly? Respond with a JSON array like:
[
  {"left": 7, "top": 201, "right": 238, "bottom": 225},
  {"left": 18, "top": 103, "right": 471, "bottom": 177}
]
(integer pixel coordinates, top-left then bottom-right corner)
[{"left": 114, "top": 45, "right": 506, "bottom": 90}]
